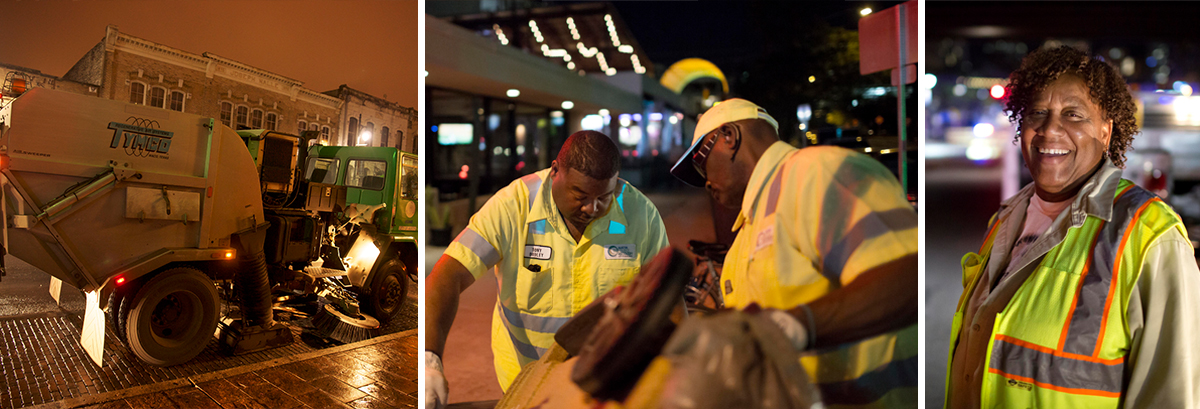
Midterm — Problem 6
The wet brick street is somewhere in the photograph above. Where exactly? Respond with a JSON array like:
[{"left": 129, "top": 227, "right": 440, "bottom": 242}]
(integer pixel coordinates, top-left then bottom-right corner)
[{"left": 1, "top": 257, "right": 418, "bottom": 409}]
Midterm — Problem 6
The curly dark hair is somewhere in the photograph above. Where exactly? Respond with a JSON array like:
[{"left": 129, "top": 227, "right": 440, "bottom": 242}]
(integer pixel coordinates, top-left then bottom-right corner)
[{"left": 1005, "top": 45, "right": 1138, "bottom": 168}]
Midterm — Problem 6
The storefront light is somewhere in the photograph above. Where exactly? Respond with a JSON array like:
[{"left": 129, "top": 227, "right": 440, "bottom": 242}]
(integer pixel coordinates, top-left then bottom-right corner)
[
  {"left": 506, "top": 89, "right": 520, "bottom": 98},
  {"left": 581, "top": 114, "right": 604, "bottom": 131}
]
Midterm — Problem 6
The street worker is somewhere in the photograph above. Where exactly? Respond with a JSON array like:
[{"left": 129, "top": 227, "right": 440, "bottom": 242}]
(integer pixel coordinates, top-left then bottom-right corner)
[
  {"left": 424, "top": 131, "right": 670, "bottom": 409},
  {"left": 670, "top": 98, "right": 919, "bottom": 408},
  {"left": 946, "top": 45, "right": 1200, "bottom": 408}
]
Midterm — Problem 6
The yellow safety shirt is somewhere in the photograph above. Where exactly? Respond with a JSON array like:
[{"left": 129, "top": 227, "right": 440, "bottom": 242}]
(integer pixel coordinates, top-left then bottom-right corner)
[
  {"left": 444, "top": 168, "right": 669, "bottom": 390},
  {"left": 722, "top": 142, "right": 918, "bottom": 408}
]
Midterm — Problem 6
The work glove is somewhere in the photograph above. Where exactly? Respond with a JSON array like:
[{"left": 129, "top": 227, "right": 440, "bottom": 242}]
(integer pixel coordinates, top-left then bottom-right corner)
[
  {"left": 765, "top": 309, "right": 810, "bottom": 352},
  {"left": 425, "top": 351, "right": 448, "bottom": 409}
]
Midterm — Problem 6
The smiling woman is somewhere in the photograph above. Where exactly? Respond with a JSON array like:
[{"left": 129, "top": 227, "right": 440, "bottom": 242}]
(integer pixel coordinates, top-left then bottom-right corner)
[{"left": 945, "top": 45, "right": 1200, "bottom": 409}]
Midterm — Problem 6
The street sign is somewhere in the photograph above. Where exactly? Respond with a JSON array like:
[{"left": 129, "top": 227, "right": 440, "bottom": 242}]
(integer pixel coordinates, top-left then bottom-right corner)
[
  {"left": 859, "top": 0, "right": 919, "bottom": 76},
  {"left": 858, "top": 0, "right": 918, "bottom": 194}
]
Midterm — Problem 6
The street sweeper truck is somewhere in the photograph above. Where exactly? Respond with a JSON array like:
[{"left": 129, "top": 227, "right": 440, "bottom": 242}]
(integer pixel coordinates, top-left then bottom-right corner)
[{"left": 0, "top": 88, "right": 417, "bottom": 366}]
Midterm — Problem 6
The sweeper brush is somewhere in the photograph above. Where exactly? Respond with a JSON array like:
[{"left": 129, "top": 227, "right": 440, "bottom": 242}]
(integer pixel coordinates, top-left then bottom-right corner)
[{"left": 311, "top": 303, "right": 381, "bottom": 344}]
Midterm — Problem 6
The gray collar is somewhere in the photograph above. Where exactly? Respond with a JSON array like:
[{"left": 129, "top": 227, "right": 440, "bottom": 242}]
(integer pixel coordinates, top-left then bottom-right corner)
[
  {"left": 996, "top": 158, "right": 1123, "bottom": 226},
  {"left": 985, "top": 158, "right": 1124, "bottom": 289}
]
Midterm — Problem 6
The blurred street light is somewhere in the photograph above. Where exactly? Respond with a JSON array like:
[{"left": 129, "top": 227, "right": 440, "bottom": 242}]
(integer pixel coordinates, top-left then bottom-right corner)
[
  {"left": 860, "top": 7, "right": 873, "bottom": 16},
  {"left": 990, "top": 85, "right": 1006, "bottom": 99},
  {"left": 506, "top": 89, "right": 520, "bottom": 98}
]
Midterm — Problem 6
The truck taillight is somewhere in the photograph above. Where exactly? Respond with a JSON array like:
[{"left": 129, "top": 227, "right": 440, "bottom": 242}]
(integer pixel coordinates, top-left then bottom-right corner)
[
  {"left": 225, "top": 251, "right": 234, "bottom": 259},
  {"left": 116, "top": 276, "right": 126, "bottom": 286},
  {"left": 0, "top": 154, "right": 8, "bottom": 170}
]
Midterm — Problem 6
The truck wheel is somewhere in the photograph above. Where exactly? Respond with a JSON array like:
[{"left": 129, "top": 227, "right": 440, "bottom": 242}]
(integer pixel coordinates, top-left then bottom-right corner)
[
  {"left": 361, "top": 260, "right": 408, "bottom": 325},
  {"left": 112, "top": 279, "right": 145, "bottom": 346},
  {"left": 125, "top": 267, "right": 219, "bottom": 366}
]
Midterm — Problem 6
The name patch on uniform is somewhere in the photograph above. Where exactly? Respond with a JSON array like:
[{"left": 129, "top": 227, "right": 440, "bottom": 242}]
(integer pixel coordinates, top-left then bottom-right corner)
[
  {"left": 604, "top": 244, "right": 636, "bottom": 260},
  {"left": 756, "top": 226, "right": 775, "bottom": 251},
  {"left": 525, "top": 245, "right": 552, "bottom": 260}
]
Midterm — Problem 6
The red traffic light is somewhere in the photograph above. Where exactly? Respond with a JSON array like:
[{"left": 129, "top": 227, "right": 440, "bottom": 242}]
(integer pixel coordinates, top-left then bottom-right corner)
[{"left": 990, "top": 85, "right": 1006, "bottom": 100}]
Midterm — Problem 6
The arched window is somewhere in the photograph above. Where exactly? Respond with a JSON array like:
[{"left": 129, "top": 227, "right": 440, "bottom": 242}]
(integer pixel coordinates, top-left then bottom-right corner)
[
  {"left": 235, "top": 106, "right": 249, "bottom": 129},
  {"left": 298, "top": 120, "right": 308, "bottom": 133},
  {"left": 382, "top": 127, "right": 390, "bottom": 148},
  {"left": 130, "top": 82, "right": 146, "bottom": 105},
  {"left": 265, "top": 112, "right": 277, "bottom": 130},
  {"left": 348, "top": 117, "right": 359, "bottom": 143},
  {"left": 219, "top": 102, "right": 233, "bottom": 126},
  {"left": 168, "top": 91, "right": 185, "bottom": 112},
  {"left": 251, "top": 109, "right": 264, "bottom": 128},
  {"left": 149, "top": 87, "right": 166, "bottom": 108}
]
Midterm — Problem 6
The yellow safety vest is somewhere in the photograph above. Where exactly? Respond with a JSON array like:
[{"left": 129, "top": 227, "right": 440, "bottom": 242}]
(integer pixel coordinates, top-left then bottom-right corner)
[
  {"left": 445, "top": 169, "right": 669, "bottom": 390},
  {"left": 947, "top": 180, "right": 1185, "bottom": 407},
  {"left": 723, "top": 143, "right": 918, "bottom": 409}
]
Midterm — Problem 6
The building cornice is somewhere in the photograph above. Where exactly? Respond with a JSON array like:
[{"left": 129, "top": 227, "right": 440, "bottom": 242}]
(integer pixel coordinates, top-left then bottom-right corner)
[{"left": 105, "top": 26, "right": 341, "bottom": 108}]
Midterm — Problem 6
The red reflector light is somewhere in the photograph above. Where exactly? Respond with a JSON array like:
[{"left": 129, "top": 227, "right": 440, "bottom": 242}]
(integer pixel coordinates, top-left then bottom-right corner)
[
  {"left": 207, "top": 186, "right": 213, "bottom": 198},
  {"left": 116, "top": 277, "right": 126, "bottom": 285},
  {"left": 225, "top": 251, "right": 234, "bottom": 259}
]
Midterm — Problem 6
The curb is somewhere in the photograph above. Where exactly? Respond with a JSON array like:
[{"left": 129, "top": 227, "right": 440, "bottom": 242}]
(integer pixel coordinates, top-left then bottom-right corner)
[{"left": 29, "top": 328, "right": 418, "bottom": 409}]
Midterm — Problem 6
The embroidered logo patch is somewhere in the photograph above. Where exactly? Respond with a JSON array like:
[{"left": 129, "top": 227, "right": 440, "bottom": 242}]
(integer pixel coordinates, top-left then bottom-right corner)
[
  {"left": 524, "top": 245, "right": 552, "bottom": 260},
  {"left": 604, "top": 244, "right": 636, "bottom": 260},
  {"left": 755, "top": 226, "right": 775, "bottom": 251}
]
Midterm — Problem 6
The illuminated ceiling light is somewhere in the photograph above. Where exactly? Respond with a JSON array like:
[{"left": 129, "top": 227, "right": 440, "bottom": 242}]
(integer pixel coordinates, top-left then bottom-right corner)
[
  {"left": 631, "top": 55, "right": 646, "bottom": 74},
  {"left": 618, "top": 45, "right": 634, "bottom": 54},
  {"left": 606, "top": 68, "right": 617, "bottom": 76},
  {"left": 494, "top": 24, "right": 509, "bottom": 45},
  {"left": 507, "top": 89, "right": 520, "bottom": 98},
  {"left": 596, "top": 53, "right": 611, "bottom": 72},
  {"left": 562, "top": 101, "right": 575, "bottom": 110},
  {"left": 808, "top": 76, "right": 816, "bottom": 83},
  {"left": 567, "top": 17, "right": 581, "bottom": 40},
  {"left": 577, "top": 42, "right": 598, "bottom": 58},
  {"left": 604, "top": 13, "right": 623, "bottom": 47},
  {"left": 529, "top": 20, "right": 544, "bottom": 43},
  {"left": 567, "top": 62, "right": 576, "bottom": 69},
  {"left": 860, "top": 8, "right": 872, "bottom": 16}
]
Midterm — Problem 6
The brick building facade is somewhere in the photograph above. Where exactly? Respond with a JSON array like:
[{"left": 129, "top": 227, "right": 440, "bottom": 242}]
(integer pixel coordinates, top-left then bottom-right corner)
[
  {"left": 324, "top": 85, "right": 417, "bottom": 152},
  {"left": 60, "top": 25, "right": 343, "bottom": 143}
]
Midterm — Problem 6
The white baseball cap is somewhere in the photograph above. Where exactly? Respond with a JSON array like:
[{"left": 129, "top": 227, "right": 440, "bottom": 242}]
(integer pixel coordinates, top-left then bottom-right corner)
[{"left": 670, "top": 98, "right": 778, "bottom": 187}]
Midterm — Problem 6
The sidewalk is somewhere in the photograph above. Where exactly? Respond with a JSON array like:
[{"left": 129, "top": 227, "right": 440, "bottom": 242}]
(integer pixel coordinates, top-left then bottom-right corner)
[{"left": 29, "top": 330, "right": 418, "bottom": 409}]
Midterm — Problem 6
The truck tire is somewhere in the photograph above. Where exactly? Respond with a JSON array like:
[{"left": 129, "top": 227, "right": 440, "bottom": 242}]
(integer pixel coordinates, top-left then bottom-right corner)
[
  {"left": 125, "top": 266, "right": 219, "bottom": 366},
  {"left": 110, "top": 279, "right": 146, "bottom": 346},
  {"left": 360, "top": 259, "right": 408, "bottom": 325}
]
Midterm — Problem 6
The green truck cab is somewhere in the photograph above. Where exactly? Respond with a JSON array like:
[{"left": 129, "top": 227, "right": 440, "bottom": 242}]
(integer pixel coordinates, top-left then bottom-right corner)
[
  {"left": 239, "top": 129, "right": 417, "bottom": 324},
  {"left": 303, "top": 144, "right": 418, "bottom": 321}
]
